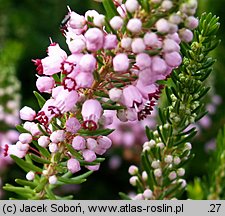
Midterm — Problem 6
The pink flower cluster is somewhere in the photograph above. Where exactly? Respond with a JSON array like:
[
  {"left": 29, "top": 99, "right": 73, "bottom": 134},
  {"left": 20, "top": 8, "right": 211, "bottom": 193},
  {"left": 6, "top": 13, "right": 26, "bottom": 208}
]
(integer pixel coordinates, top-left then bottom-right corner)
[
  {"left": 0, "top": 130, "right": 19, "bottom": 168},
  {"left": 4, "top": 0, "right": 198, "bottom": 183},
  {"left": 5, "top": 99, "right": 112, "bottom": 172}
]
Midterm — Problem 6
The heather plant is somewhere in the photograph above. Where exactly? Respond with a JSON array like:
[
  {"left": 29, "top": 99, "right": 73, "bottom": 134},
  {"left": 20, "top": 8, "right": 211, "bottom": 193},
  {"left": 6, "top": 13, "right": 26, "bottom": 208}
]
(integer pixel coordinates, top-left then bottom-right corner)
[
  {"left": 0, "top": 41, "right": 22, "bottom": 197},
  {"left": 123, "top": 12, "right": 220, "bottom": 199},
  {"left": 3, "top": 0, "right": 220, "bottom": 200}
]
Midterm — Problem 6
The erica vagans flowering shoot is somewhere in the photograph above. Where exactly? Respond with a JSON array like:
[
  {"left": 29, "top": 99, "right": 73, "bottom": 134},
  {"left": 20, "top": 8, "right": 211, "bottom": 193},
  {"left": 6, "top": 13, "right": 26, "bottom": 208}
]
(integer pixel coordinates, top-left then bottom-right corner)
[{"left": 3, "top": 0, "right": 203, "bottom": 200}]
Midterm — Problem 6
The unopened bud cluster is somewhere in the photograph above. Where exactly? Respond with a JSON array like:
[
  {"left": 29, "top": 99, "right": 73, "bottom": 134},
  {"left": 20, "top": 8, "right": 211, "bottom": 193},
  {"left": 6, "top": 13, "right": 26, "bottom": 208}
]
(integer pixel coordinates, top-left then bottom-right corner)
[{"left": 128, "top": 138, "right": 191, "bottom": 199}]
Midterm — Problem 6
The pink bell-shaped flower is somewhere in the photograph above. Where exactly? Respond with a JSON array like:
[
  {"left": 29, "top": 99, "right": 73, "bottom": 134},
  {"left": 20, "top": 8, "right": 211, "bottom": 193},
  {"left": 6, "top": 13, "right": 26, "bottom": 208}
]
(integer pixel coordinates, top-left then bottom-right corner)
[
  {"left": 122, "top": 85, "right": 143, "bottom": 108},
  {"left": 81, "top": 99, "right": 103, "bottom": 130},
  {"left": 20, "top": 106, "right": 36, "bottom": 121},
  {"left": 67, "top": 158, "right": 81, "bottom": 173}
]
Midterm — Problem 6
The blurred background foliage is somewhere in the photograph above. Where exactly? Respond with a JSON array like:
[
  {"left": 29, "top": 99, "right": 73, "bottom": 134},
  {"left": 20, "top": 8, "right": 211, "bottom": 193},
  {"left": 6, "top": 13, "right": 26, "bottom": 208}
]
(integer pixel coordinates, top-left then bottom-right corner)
[{"left": 0, "top": 0, "right": 225, "bottom": 199}]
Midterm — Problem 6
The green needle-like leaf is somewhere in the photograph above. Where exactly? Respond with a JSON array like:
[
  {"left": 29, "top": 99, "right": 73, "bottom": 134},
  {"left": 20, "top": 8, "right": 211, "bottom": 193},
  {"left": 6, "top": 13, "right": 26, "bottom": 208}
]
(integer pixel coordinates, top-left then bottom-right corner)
[
  {"left": 15, "top": 179, "right": 37, "bottom": 188},
  {"left": 78, "top": 128, "right": 114, "bottom": 136},
  {"left": 33, "top": 91, "right": 46, "bottom": 108},
  {"left": 102, "top": 0, "right": 119, "bottom": 20},
  {"left": 30, "top": 154, "right": 51, "bottom": 164},
  {"left": 119, "top": 192, "right": 132, "bottom": 200},
  {"left": 11, "top": 155, "right": 43, "bottom": 173}
]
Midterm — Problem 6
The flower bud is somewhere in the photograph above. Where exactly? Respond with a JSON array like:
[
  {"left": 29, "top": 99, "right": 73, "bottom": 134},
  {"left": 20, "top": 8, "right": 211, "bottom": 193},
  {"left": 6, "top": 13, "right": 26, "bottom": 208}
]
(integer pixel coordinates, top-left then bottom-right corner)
[
  {"left": 126, "top": 109, "right": 137, "bottom": 121},
  {"left": 86, "top": 138, "right": 98, "bottom": 150},
  {"left": 42, "top": 170, "right": 48, "bottom": 176},
  {"left": 133, "top": 194, "right": 144, "bottom": 200},
  {"left": 169, "top": 23, "right": 178, "bottom": 34},
  {"left": 49, "top": 143, "right": 58, "bottom": 153},
  {"left": 31, "top": 124, "right": 43, "bottom": 136},
  {"left": 163, "top": 39, "right": 180, "bottom": 53},
  {"left": 136, "top": 53, "right": 151, "bottom": 70},
  {"left": 109, "top": 16, "right": 124, "bottom": 30},
  {"left": 93, "top": 14, "right": 105, "bottom": 27},
  {"left": 131, "top": 38, "right": 146, "bottom": 53},
  {"left": 84, "top": 28, "right": 104, "bottom": 51},
  {"left": 85, "top": 9, "right": 99, "bottom": 20},
  {"left": 164, "top": 155, "right": 173, "bottom": 164},
  {"left": 94, "top": 146, "right": 107, "bottom": 155},
  {"left": 19, "top": 133, "right": 33, "bottom": 144},
  {"left": 66, "top": 117, "right": 81, "bottom": 134},
  {"left": 167, "top": 33, "right": 181, "bottom": 44},
  {"left": 121, "top": 37, "right": 132, "bottom": 50},
  {"left": 97, "top": 136, "right": 112, "bottom": 149},
  {"left": 104, "top": 34, "right": 118, "bottom": 50},
  {"left": 156, "top": 142, "right": 165, "bottom": 149},
  {"left": 178, "top": 179, "right": 187, "bottom": 188},
  {"left": 173, "top": 156, "right": 181, "bottom": 165},
  {"left": 169, "top": 171, "right": 177, "bottom": 180},
  {"left": 49, "top": 175, "right": 57, "bottom": 184},
  {"left": 185, "top": 142, "right": 192, "bottom": 150},
  {"left": 67, "top": 158, "right": 81, "bottom": 173},
  {"left": 127, "top": 18, "right": 142, "bottom": 33},
  {"left": 26, "top": 171, "right": 35, "bottom": 181},
  {"left": 82, "top": 149, "right": 96, "bottom": 162},
  {"left": 50, "top": 130, "right": 65, "bottom": 143},
  {"left": 16, "top": 141, "right": 29, "bottom": 151},
  {"left": 67, "top": 37, "right": 86, "bottom": 54},
  {"left": 161, "top": 0, "right": 173, "bottom": 10},
  {"left": 151, "top": 56, "right": 167, "bottom": 74},
  {"left": 143, "top": 189, "right": 153, "bottom": 199},
  {"left": 144, "top": 32, "right": 158, "bottom": 47},
  {"left": 142, "top": 171, "right": 148, "bottom": 181},
  {"left": 20, "top": 106, "right": 36, "bottom": 121},
  {"left": 154, "top": 168, "right": 162, "bottom": 177},
  {"left": 151, "top": 160, "right": 160, "bottom": 169},
  {"left": 156, "top": 18, "right": 170, "bottom": 33},
  {"left": 72, "top": 136, "right": 86, "bottom": 150},
  {"left": 177, "top": 168, "right": 185, "bottom": 176},
  {"left": 149, "top": 140, "right": 156, "bottom": 147},
  {"left": 75, "top": 72, "right": 94, "bottom": 88},
  {"left": 36, "top": 76, "right": 55, "bottom": 93},
  {"left": 125, "top": 0, "right": 139, "bottom": 13},
  {"left": 113, "top": 53, "right": 129, "bottom": 73},
  {"left": 38, "top": 136, "right": 50, "bottom": 148},
  {"left": 129, "top": 176, "right": 138, "bottom": 186},
  {"left": 185, "top": 16, "right": 199, "bottom": 29},
  {"left": 99, "top": 111, "right": 114, "bottom": 126},
  {"left": 85, "top": 164, "right": 100, "bottom": 171},
  {"left": 79, "top": 54, "right": 96, "bottom": 73},
  {"left": 109, "top": 88, "right": 122, "bottom": 102},
  {"left": 164, "top": 52, "right": 182, "bottom": 67},
  {"left": 179, "top": 28, "right": 193, "bottom": 42},
  {"left": 169, "top": 14, "right": 182, "bottom": 25},
  {"left": 69, "top": 12, "right": 86, "bottom": 29},
  {"left": 23, "top": 122, "right": 35, "bottom": 132},
  {"left": 128, "top": 165, "right": 138, "bottom": 175}
]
